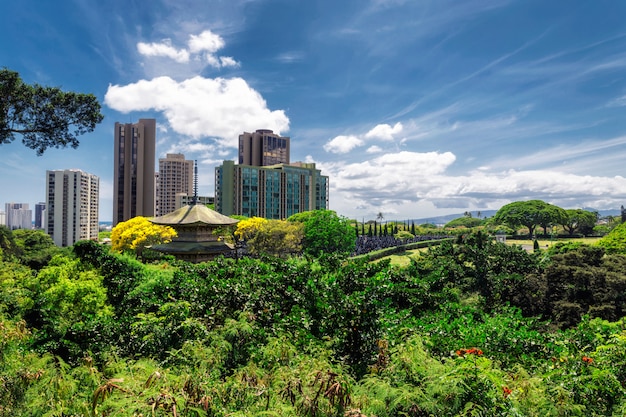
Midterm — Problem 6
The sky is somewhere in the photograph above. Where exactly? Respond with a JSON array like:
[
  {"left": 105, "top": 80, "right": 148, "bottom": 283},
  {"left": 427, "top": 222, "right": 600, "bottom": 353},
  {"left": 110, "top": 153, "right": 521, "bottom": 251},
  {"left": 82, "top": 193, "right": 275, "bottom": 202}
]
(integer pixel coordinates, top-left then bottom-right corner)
[{"left": 2, "top": 0, "right": 626, "bottom": 223}]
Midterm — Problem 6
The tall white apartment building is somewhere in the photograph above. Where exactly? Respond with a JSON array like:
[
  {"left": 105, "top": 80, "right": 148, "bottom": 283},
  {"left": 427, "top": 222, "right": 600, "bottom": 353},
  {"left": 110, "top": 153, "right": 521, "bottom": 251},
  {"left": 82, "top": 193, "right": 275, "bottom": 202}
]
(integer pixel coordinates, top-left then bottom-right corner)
[
  {"left": 46, "top": 169, "right": 99, "bottom": 247},
  {"left": 5, "top": 203, "right": 32, "bottom": 230},
  {"left": 157, "top": 153, "right": 194, "bottom": 216}
]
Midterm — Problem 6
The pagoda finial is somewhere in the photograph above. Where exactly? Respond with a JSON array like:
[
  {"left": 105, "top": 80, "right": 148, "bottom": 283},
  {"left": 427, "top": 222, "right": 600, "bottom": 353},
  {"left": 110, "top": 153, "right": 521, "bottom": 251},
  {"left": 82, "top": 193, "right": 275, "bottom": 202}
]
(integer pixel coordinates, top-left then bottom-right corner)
[{"left": 193, "top": 160, "right": 198, "bottom": 205}]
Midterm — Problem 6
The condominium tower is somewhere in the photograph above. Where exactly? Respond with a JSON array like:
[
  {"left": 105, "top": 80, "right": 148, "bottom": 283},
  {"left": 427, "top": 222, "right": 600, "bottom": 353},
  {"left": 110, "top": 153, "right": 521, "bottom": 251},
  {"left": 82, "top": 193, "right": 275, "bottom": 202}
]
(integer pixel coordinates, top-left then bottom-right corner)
[
  {"left": 239, "top": 129, "right": 290, "bottom": 166},
  {"left": 46, "top": 169, "right": 99, "bottom": 247},
  {"left": 113, "top": 118, "right": 156, "bottom": 225},
  {"left": 156, "top": 153, "right": 194, "bottom": 216}
]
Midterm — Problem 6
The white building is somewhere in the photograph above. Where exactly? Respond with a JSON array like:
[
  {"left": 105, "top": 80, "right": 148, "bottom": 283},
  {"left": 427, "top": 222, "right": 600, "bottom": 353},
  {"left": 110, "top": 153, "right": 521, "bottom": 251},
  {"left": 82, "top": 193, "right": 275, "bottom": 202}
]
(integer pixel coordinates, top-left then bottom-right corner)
[
  {"left": 46, "top": 169, "right": 99, "bottom": 247},
  {"left": 5, "top": 203, "right": 32, "bottom": 230}
]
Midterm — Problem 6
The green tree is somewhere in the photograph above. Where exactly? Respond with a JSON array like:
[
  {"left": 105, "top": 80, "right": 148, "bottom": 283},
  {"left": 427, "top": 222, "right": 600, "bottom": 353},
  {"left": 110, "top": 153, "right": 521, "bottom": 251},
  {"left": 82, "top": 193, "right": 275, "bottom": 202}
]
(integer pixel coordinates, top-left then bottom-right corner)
[
  {"left": 597, "top": 221, "right": 626, "bottom": 254},
  {"left": 560, "top": 209, "right": 598, "bottom": 236},
  {"left": 1, "top": 68, "right": 104, "bottom": 155},
  {"left": 537, "top": 203, "right": 567, "bottom": 235},
  {"left": 444, "top": 216, "right": 483, "bottom": 228},
  {"left": 13, "top": 229, "right": 61, "bottom": 270},
  {"left": 288, "top": 210, "right": 356, "bottom": 258},
  {"left": 493, "top": 200, "right": 557, "bottom": 237},
  {"left": 0, "top": 225, "right": 19, "bottom": 260}
]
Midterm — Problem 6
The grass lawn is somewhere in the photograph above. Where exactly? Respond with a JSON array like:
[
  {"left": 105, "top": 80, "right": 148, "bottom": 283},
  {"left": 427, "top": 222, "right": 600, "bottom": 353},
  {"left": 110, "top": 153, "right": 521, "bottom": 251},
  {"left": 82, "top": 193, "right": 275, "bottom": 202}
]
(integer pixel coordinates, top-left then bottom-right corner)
[
  {"left": 376, "top": 236, "right": 602, "bottom": 267},
  {"left": 505, "top": 236, "right": 601, "bottom": 250}
]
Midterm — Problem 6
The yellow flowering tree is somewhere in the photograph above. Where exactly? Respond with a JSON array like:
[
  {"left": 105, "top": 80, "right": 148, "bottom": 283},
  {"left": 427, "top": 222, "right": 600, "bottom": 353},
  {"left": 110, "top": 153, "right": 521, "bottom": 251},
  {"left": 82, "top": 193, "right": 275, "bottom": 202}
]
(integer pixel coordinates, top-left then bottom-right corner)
[
  {"left": 111, "top": 217, "right": 177, "bottom": 260},
  {"left": 234, "top": 217, "right": 303, "bottom": 257},
  {"left": 234, "top": 217, "right": 269, "bottom": 242}
]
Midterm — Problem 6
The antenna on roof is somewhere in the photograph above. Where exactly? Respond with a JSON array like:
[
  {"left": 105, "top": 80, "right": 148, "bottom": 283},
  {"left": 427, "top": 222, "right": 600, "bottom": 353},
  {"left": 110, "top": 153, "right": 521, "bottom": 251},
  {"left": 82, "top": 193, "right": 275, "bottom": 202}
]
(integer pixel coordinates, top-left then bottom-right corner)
[{"left": 193, "top": 160, "right": 198, "bottom": 205}]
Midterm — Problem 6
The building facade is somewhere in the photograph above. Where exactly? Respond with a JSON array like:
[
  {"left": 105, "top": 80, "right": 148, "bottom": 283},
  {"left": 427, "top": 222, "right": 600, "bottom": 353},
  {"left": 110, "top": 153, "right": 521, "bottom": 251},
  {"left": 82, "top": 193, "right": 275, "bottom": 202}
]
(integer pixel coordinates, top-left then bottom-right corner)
[
  {"left": 34, "top": 202, "right": 46, "bottom": 229},
  {"left": 113, "top": 118, "right": 156, "bottom": 226},
  {"left": 156, "top": 153, "right": 194, "bottom": 216},
  {"left": 46, "top": 169, "right": 99, "bottom": 247},
  {"left": 215, "top": 160, "right": 329, "bottom": 219},
  {"left": 239, "top": 129, "right": 290, "bottom": 166},
  {"left": 5, "top": 203, "right": 32, "bottom": 230}
]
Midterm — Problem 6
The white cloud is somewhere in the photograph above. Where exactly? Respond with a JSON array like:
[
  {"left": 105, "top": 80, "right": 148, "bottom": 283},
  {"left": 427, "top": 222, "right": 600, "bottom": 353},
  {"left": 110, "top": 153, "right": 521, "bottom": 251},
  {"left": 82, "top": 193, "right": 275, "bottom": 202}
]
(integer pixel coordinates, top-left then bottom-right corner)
[
  {"left": 104, "top": 75, "right": 290, "bottom": 147},
  {"left": 366, "top": 145, "right": 383, "bottom": 153},
  {"left": 188, "top": 30, "right": 225, "bottom": 53},
  {"left": 137, "top": 40, "right": 190, "bottom": 63},
  {"left": 324, "top": 135, "right": 364, "bottom": 153},
  {"left": 322, "top": 150, "right": 626, "bottom": 220},
  {"left": 220, "top": 56, "right": 240, "bottom": 67},
  {"left": 137, "top": 29, "right": 237, "bottom": 69},
  {"left": 365, "top": 122, "right": 403, "bottom": 140}
]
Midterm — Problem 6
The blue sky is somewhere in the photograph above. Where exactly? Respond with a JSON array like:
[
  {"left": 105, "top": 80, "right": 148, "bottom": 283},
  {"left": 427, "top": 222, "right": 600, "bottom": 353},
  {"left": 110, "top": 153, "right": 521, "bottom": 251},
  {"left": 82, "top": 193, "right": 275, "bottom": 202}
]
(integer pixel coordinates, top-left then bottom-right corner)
[{"left": 2, "top": 0, "right": 626, "bottom": 222}]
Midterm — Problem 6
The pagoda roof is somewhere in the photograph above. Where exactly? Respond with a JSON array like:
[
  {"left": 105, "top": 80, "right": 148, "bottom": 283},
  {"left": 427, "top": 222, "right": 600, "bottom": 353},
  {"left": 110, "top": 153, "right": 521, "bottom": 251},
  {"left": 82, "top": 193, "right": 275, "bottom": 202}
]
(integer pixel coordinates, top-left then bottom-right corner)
[{"left": 150, "top": 204, "right": 239, "bottom": 226}]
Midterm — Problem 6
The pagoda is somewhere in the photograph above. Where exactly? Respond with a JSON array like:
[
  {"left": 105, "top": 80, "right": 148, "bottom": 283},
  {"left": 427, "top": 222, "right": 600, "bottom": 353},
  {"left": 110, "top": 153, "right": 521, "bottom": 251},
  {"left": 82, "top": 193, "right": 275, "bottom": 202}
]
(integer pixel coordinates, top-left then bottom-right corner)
[{"left": 149, "top": 161, "right": 239, "bottom": 263}]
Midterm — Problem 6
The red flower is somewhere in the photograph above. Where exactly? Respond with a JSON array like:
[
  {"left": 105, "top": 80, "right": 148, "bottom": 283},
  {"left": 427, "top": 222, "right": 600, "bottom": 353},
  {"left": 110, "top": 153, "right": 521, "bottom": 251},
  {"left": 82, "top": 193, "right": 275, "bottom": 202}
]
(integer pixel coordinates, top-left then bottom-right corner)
[
  {"left": 582, "top": 356, "right": 593, "bottom": 364},
  {"left": 502, "top": 386, "right": 512, "bottom": 398}
]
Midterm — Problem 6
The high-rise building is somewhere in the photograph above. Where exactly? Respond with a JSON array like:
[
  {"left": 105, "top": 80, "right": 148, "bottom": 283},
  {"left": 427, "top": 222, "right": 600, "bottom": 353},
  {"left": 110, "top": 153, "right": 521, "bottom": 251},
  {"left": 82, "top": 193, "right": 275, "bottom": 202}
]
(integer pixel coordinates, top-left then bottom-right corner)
[
  {"left": 215, "top": 160, "right": 329, "bottom": 219},
  {"left": 34, "top": 202, "right": 46, "bottom": 229},
  {"left": 157, "top": 153, "right": 194, "bottom": 216},
  {"left": 46, "top": 169, "right": 99, "bottom": 247},
  {"left": 113, "top": 118, "right": 156, "bottom": 225},
  {"left": 239, "top": 129, "right": 290, "bottom": 166},
  {"left": 5, "top": 203, "right": 32, "bottom": 230}
]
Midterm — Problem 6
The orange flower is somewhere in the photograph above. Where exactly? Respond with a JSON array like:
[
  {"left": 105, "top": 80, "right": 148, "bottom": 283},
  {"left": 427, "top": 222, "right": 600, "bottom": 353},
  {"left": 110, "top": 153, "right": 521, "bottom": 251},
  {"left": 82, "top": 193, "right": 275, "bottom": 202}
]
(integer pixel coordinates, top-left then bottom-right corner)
[
  {"left": 502, "top": 386, "right": 512, "bottom": 398},
  {"left": 582, "top": 356, "right": 593, "bottom": 364},
  {"left": 456, "top": 348, "right": 483, "bottom": 357}
]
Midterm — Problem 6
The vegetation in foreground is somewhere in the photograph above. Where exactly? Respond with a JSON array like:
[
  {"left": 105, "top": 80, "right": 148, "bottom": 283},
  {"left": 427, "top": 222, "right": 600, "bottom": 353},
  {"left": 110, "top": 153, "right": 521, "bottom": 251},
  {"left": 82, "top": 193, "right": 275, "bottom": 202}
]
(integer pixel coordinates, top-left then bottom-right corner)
[{"left": 3, "top": 218, "right": 626, "bottom": 416}]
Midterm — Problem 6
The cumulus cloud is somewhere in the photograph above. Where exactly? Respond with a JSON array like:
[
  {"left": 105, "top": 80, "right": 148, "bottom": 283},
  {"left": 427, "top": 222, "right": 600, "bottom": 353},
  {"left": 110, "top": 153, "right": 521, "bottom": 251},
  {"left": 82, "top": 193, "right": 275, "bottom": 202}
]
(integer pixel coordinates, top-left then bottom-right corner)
[
  {"left": 188, "top": 30, "right": 224, "bottom": 53},
  {"left": 322, "top": 150, "right": 626, "bottom": 220},
  {"left": 365, "top": 122, "right": 403, "bottom": 140},
  {"left": 324, "top": 121, "right": 405, "bottom": 154},
  {"left": 104, "top": 76, "right": 289, "bottom": 146},
  {"left": 137, "top": 29, "right": 239, "bottom": 69},
  {"left": 137, "top": 40, "right": 190, "bottom": 63},
  {"left": 324, "top": 135, "right": 364, "bottom": 154}
]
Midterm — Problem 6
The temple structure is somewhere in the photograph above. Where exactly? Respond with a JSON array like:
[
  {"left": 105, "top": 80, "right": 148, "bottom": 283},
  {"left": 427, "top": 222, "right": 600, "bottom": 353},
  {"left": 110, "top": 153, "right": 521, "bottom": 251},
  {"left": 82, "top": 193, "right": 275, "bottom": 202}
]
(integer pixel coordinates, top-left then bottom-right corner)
[{"left": 149, "top": 203, "right": 239, "bottom": 263}]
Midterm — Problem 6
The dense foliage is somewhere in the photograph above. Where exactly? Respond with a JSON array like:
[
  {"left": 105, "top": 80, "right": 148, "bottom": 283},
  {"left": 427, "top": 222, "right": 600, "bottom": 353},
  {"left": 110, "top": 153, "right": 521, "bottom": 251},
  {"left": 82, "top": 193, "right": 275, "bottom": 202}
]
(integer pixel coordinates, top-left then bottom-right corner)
[
  {"left": 0, "top": 68, "right": 104, "bottom": 155},
  {"left": 2, "top": 227, "right": 626, "bottom": 416}
]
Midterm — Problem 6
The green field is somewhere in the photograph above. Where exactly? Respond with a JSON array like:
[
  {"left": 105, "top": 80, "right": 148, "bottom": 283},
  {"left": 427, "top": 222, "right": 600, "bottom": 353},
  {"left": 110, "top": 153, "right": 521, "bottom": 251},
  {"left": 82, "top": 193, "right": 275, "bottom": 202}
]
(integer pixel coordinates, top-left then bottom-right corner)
[{"left": 378, "top": 236, "right": 602, "bottom": 267}]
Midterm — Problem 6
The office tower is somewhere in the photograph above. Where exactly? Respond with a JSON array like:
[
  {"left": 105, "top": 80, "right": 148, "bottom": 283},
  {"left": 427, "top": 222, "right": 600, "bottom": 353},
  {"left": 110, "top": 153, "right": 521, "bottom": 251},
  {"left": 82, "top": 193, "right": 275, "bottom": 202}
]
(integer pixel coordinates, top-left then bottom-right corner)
[
  {"left": 5, "top": 203, "right": 32, "bottom": 230},
  {"left": 113, "top": 118, "right": 156, "bottom": 225},
  {"left": 239, "top": 129, "right": 290, "bottom": 166},
  {"left": 46, "top": 169, "right": 99, "bottom": 247},
  {"left": 215, "top": 160, "right": 329, "bottom": 219},
  {"left": 157, "top": 153, "right": 194, "bottom": 216},
  {"left": 34, "top": 202, "right": 46, "bottom": 229}
]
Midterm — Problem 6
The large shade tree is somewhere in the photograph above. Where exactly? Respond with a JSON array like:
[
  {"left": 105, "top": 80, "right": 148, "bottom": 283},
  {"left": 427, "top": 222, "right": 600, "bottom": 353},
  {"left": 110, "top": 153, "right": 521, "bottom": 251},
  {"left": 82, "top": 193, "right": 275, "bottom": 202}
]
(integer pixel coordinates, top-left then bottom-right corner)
[
  {"left": 493, "top": 200, "right": 565, "bottom": 238},
  {"left": 560, "top": 209, "right": 599, "bottom": 236},
  {"left": 0, "top": 68, "right": 104, "bottom": 155}
]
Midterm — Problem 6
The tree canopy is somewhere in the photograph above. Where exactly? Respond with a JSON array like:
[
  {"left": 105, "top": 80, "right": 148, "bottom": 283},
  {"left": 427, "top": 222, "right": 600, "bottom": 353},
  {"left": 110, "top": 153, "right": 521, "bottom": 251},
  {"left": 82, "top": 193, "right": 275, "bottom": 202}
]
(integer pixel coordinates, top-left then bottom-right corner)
[
  {"left": 0, "top": 68, "right": 104, "bottom": 155},
  {"left": 288, "top": 210, "right": 356, "bottom": 257},
  {"left": 235, "top": 217, "right": 303, "bottom": 257},
  {"left": 110, "top": 217, "right": 176, "bottom": 259},
  {"left": 493, "top": 200, "right": 564, "bottom": 237},
  {"left": 559, "top": 209, "right": 598, "bottom": 236}
]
